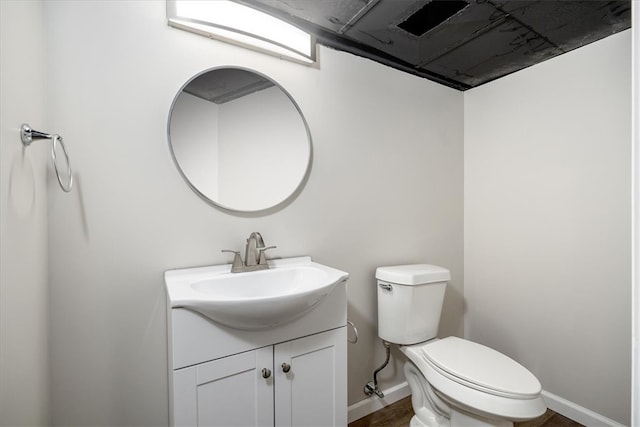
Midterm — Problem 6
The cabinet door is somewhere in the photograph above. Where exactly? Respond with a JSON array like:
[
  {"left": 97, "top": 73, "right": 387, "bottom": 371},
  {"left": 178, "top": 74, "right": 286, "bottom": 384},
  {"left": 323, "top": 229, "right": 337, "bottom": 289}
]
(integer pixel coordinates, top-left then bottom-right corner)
[
  {"left": 172, "top": 346, "right": 274, "bottom": 427},
  {"left": 274, "top": 327, "right": 347, "bottom": 427}
]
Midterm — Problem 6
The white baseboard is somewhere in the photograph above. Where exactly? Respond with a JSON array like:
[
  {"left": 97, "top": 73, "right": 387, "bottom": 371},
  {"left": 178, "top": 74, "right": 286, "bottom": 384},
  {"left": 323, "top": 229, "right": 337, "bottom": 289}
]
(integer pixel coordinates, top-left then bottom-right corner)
[
  {"left": 347, "top": 384, "right": 624, "bottom": 427},
  {"left": 541, "top": 390, "right": 626, "bottom": 427},
  {"left": 347, "top": 382, "right": 411, "bottom": 423}
]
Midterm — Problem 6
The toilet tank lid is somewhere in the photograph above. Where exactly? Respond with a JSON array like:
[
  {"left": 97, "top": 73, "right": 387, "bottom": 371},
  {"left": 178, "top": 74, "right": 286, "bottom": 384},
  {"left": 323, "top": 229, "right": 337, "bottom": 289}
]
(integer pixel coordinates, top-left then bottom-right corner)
[{"left": 376, "top": 264, "right": 451, "bottom": 285}]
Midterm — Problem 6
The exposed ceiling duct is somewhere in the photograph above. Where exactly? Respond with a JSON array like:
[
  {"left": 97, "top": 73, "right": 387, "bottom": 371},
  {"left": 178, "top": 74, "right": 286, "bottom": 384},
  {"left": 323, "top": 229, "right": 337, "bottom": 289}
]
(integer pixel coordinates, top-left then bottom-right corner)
[{"left": 243, "top": 0, "right": 631, "bottom": 90}]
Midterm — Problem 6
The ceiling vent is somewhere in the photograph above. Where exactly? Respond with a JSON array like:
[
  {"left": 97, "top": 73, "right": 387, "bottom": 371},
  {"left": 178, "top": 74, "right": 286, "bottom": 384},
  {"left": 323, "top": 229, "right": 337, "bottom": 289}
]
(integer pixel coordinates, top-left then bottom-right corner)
[{"left": 398, "top": 0, "right": 469, "bottom": 37}]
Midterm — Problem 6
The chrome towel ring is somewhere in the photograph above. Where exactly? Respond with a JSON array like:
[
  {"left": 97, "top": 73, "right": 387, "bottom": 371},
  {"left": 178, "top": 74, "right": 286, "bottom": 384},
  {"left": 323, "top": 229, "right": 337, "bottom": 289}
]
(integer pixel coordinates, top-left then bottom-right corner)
[
  {"left": 347, "top": 320, "right": 358, "bottom": 344},
  {"left": 21, "top": 123, "right": 73, "bottom": 192}
]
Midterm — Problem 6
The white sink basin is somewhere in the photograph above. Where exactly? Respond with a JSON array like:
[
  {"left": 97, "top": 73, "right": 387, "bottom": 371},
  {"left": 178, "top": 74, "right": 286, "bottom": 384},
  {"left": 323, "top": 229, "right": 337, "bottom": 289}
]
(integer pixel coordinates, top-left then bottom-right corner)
[{"left": 165, "top": 257, "right": 348, "bottom": 330}]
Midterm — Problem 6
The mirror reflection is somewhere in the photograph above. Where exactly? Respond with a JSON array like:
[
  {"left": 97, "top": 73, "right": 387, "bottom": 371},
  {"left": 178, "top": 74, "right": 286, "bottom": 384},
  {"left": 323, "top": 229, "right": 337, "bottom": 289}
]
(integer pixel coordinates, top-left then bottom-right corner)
[{"left": 168, "top": 68, "right": 311, "bottom": 212}]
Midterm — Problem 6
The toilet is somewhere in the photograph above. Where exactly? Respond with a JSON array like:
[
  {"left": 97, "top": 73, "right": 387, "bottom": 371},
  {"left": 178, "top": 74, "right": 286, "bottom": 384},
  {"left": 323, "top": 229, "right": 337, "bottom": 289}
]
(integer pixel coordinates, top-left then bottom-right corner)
[{"left": 377, "top": 264, "right": 546, "bottom": 427}]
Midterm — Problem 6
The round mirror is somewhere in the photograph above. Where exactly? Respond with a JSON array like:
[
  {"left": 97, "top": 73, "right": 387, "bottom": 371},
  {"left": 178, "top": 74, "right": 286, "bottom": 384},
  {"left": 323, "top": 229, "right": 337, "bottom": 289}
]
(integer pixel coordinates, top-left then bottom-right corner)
[{"left": 168, "top": 67, "right": 311, "bottom": 212}]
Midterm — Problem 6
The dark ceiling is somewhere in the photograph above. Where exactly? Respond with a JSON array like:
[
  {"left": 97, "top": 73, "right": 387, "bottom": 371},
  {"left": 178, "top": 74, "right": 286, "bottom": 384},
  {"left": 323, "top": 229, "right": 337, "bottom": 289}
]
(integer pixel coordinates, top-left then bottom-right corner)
[{"left": 243, "top": 0, "right": 631, "bottom": 91}]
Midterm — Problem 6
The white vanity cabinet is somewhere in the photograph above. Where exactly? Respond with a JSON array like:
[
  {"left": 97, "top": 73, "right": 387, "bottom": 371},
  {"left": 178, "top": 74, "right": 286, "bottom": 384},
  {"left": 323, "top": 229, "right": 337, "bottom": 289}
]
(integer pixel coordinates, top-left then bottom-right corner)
[
  {"left": 171, "top": 327, "right": 346, "bottom": 427},
  {"left": 274, "top": 328, "right": 346, "bottom": 426},
  {"left": 165, "top": 261, "right": 348, "bottom": 427},
  {"left": 172, "top": 346, "right": 274, "bottom": 426}
]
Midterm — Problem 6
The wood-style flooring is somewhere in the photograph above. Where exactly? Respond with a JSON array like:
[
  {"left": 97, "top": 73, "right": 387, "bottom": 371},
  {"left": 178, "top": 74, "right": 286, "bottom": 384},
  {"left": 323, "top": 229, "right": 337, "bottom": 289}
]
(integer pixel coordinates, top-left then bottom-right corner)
[{"left": 348, "top": 397, "right": 584, "bottom": 427}]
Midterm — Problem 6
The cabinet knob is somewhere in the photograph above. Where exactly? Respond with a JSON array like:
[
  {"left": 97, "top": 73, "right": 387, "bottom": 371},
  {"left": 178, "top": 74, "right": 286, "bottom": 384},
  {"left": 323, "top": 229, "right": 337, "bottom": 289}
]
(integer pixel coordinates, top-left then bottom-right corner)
[
  {"left": 281, "top": 362, "right": 291, "bottom": 373},
  {"left": 261, "top": 368, "right": 271, "bottom": 379}
]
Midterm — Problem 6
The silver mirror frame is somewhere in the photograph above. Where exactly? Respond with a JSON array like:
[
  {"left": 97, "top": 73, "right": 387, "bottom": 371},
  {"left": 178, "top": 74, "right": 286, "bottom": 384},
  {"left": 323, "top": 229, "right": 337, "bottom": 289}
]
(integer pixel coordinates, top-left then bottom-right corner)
[{"left": 167, "top": 66, "right": 312, "bottom": 214}]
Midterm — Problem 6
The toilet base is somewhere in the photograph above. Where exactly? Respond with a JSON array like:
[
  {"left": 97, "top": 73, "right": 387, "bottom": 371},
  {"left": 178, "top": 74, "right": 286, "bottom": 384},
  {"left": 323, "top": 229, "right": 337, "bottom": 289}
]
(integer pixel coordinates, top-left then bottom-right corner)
[
  {"left": 409, "top": 412, "right": 512, "bottom": 427},
  {"left": 405, "top": 361, "right": 514, "bottom": 427},
  {"left": 449, "top": 410, "right": 513, "bottom": 427},
  {"left": 410, "top": 414, "right": 444, "bottom": 427}
]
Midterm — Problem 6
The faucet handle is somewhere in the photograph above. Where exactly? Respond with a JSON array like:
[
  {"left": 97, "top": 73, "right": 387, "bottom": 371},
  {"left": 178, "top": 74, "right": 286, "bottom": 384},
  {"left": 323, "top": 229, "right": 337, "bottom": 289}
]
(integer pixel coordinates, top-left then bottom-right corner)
[
  {"left": 221, "top": 250, "right": 243, "bottom": 271},
  {"left": 257, "top": 246, "right": 276, "bottom": 265}
]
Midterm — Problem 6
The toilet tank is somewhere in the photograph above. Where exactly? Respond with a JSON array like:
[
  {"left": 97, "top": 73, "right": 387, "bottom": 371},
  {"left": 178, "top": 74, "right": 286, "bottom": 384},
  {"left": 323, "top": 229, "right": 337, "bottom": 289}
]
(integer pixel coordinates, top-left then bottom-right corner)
[{"left": 376, "top": 264, "right": 450, "bottom": 345}]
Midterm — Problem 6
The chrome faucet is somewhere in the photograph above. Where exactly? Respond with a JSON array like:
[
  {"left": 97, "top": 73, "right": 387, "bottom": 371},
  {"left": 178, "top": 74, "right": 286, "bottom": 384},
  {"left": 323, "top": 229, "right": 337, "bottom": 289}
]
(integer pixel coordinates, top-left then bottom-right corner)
[{"left": 222, "top": 232, "right": 276, "bottom": 273}]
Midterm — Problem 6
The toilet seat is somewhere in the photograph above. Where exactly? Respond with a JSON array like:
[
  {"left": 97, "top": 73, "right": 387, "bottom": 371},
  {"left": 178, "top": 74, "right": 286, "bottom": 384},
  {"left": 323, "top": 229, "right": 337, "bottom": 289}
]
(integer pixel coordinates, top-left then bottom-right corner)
[
  {"left": 401, "top": 337, "right": 546, "bottom": 421},
  {"left": 419, "top": 337, "right": 541, "bottom": 399}
]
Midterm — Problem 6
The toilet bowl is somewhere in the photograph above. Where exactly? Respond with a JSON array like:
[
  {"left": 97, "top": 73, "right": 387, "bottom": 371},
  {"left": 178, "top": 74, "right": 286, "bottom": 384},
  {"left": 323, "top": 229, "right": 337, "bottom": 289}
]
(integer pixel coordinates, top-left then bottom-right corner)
[{"left": 376, "top": 264, "right": 546, "bottom": 427}]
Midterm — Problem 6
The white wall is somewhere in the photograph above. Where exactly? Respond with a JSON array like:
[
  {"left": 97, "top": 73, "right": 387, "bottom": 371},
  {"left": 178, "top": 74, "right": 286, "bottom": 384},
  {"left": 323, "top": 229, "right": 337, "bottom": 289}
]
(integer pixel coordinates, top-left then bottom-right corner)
[
  {"left": 0, "top": 1, "right": 51, "bottom": 425},
  {"left": 43, "top": 1, "right": 463, "bottom": 425},
  {"left": 464, "top": 30, "right": 632, "bottom": 425}
]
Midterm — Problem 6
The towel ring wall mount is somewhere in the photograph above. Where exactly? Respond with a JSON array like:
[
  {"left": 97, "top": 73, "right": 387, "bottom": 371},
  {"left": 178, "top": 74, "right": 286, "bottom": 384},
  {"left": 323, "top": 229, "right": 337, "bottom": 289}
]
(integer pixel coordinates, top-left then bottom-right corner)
[{"left": 20, "top": 123, "right": 73, "bottom": 192}]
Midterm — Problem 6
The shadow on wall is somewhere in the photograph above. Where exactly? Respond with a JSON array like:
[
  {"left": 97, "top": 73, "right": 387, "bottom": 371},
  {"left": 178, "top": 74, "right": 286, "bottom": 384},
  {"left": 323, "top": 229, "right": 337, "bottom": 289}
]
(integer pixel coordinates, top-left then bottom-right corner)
[
  {"left": 441, "top": 281, "right": 464, "bottom": 337},
  {"left": 8, "top": 148, "right": 36, "bottom": 218},
  {"left": 50, "top": 173, "right": 91, "bottom": 243}
]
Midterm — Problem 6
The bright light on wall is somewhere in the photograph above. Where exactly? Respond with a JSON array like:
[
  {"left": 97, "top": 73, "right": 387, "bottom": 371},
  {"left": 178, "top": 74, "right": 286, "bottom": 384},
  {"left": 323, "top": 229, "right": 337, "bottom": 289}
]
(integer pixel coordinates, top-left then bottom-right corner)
[{"left": 167, "top": 0, "right": 316, "bottom": 64}]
